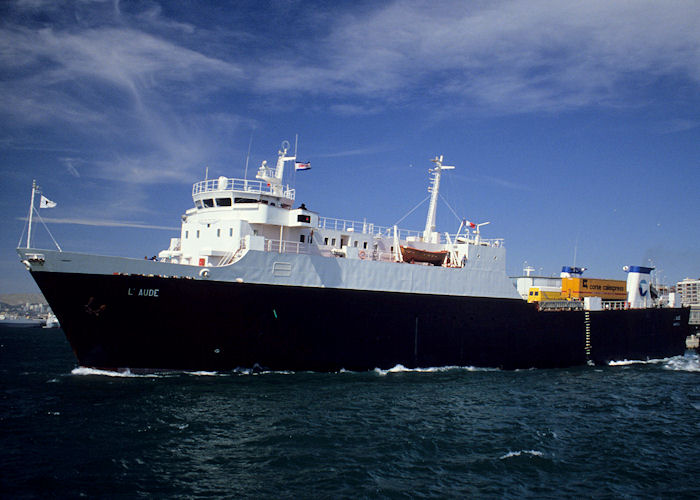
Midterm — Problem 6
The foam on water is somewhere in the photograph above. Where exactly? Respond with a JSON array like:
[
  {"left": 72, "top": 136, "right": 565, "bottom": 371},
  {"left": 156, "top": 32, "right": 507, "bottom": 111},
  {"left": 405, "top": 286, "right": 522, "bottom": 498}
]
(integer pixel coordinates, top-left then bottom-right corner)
[
  {"left": 71, "top": 367, "right": 162, "bottom": 378},
  {"left": 186, "top": 371, "right": 221, "bottom": 376},
  {"left": 499, "top": 450, "right": 544, "bottom": 460},
  {"left": 608, "top": 358, "right": 666, "bottom": 366},
  {"left": 372, "top": 364, "right": 500, "bottom": 376},
  {"left": 662, "top": 353, "right": 700, "bottom": 372},
  {"left": 608, "top": 353, "right": 699, "bottom": 372}
]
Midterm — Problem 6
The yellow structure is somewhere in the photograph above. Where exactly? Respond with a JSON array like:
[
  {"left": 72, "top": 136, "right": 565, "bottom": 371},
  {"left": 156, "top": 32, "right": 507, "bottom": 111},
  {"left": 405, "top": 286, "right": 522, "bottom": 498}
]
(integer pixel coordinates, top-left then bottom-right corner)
[
  {"left": 527, "top": 287, "right": 565, "bottom": 303},
  {"left": 561, "top": 278, "right": 626, "bottom": 301}
]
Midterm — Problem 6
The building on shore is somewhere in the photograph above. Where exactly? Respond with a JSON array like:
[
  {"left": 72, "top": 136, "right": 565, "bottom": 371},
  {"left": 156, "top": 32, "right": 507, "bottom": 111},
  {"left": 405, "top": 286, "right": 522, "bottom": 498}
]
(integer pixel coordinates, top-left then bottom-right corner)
[{"left": 676, "top": 278, "right": 700, "bottom": 336}]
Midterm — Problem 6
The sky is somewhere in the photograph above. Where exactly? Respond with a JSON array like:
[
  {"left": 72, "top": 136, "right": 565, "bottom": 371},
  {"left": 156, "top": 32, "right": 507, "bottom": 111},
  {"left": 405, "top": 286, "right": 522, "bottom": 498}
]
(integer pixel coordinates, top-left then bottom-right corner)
[{"left": 1, "top": 0, "right": 699, "bottom": 294}]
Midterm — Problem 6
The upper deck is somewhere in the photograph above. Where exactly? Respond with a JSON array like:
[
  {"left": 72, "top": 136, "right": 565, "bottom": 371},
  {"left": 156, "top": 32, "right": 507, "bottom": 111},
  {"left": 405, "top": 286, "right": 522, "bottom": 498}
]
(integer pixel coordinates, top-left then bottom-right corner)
[{"left": 193, "top": 177, "right": 295, "bottom": 201}]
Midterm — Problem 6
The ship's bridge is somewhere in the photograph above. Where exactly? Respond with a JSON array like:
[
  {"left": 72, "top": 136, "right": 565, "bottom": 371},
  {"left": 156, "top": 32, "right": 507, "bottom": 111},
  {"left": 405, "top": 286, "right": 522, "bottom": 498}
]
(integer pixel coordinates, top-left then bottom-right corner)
[{"left": 192, "top": 176, "right": 296, "bottom": 210}]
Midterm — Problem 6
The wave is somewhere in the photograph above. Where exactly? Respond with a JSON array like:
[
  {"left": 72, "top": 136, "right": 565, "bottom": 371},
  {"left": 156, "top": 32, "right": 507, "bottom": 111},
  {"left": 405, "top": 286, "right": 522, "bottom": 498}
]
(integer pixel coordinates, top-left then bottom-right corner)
[
  {"left": 608, "top": 358, "right": 666, "bottom": 366},
  {"left": 499, "top": 450, "right": 544, "bottom": 460},
  {"left": 71, "top": 367, "right": 163, "bottom": 378},
  {"left": 372, "top": 364, "right": 500, "bottom": 375},
  {"left": 608, "top": 353, "right": 699, "bottom": 372},
  {"left": 662, "top": 353, "right": 699, "bottom": 372}
]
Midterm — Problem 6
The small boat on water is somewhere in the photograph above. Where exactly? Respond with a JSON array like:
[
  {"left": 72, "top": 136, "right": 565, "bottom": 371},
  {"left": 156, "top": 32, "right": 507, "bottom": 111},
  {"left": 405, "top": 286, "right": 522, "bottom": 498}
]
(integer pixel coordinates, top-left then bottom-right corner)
[
  {"left": 43, "top": 313, "right": 60, "bottom": 329},
  {"left": 0, "top": 314, "right": 45, "bottom": 328},
  {"left": 400, "top": 246, "right": 448, "bottom": 266}
]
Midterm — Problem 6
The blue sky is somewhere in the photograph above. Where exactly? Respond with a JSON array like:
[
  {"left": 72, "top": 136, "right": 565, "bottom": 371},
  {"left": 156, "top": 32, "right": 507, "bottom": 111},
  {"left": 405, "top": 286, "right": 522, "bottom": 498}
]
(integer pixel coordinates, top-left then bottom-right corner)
[{"left": 1, "top": 0, "right": 699, "bottom": 294}]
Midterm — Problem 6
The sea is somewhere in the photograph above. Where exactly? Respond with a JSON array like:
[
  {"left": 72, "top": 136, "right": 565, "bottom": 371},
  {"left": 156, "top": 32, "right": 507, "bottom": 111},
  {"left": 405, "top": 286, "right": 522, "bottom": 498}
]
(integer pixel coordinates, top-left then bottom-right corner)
[{"left": 1, "top": 325, "right": 698, "bottom": 499}]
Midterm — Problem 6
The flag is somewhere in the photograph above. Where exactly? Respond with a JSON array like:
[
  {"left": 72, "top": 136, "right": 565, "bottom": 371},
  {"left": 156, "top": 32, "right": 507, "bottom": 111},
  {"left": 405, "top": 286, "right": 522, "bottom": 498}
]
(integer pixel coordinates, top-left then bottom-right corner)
[
  {"left": 464, "top": 219, "right": 476, "bottom": 228},
  {"left": 295, "top": 161, "right": 311, "bottom": 171},
  {"left": 39, "top": 195, "right": 57, "bottom": 208}
]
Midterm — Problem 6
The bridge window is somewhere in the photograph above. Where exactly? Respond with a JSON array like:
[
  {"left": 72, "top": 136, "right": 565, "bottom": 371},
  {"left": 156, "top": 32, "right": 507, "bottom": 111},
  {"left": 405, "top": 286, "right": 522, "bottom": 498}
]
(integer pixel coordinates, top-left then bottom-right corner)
[
  {"left": 216, "top": 197, "right": 232, "bottom": 207},
  {"left": 195, "top": 200, "right": 203, "bottom": 209},
  {"left": 234, "top": 197, "right": 257, "bottom": 204},
  {"left": 203, "top": 199, "right": 214, "bottom": 208}
]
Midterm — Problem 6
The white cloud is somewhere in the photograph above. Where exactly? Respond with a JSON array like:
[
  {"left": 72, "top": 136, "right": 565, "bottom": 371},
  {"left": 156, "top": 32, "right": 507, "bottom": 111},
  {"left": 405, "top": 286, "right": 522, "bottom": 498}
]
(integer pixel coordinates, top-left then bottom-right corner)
[
  {"left": 256, "top": 0, "right": 700, "bottom": 111},
  {"left": 2, "top": 0, "right": 699, "bottom": 189},
  {"left": 19, "top": 216, "right": 178, "bottom": 230}
]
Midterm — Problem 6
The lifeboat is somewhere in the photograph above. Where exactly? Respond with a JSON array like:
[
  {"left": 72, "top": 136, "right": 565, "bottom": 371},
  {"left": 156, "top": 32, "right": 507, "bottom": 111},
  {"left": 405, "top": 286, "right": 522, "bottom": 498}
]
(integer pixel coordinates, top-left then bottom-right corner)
[{"left": 400, "top": 246, "right": 448, "bottom": 266}]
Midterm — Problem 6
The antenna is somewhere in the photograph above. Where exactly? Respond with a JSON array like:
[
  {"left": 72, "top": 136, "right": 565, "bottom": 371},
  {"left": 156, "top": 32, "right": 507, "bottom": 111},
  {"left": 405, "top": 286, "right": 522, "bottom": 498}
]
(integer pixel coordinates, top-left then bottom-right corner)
[
  {"left": 423, "top": 155, "right": 454, "bottom": 243},
  {"left": 244, "top": 128, "right": 254, "bottom": 180},
  {"left": 26, "top": 180, "right": 37, "bottom": 248}
]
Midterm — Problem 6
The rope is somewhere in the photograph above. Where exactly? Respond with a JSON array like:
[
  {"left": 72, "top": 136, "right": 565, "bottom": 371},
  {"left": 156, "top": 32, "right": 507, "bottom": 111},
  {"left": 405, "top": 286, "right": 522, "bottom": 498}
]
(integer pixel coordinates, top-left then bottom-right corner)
[
  {"left": 17, "top": 213, "right": 29, "bottom": 248},
  {"left": 34, "top": 207, "right": 62, "bottom": 251},
  {"left": 439, "top": 193, "right": 463, "bottom": 224},
  {"left": 392, "top": 195, "right": 430, "bottom": 227}
]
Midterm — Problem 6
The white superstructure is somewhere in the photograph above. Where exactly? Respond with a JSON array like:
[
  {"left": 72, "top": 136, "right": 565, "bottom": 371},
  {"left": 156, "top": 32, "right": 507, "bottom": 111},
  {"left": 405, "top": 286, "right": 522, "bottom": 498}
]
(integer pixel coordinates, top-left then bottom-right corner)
[{"left": 155, "top": 142, "right": 517, "bottom": 299}]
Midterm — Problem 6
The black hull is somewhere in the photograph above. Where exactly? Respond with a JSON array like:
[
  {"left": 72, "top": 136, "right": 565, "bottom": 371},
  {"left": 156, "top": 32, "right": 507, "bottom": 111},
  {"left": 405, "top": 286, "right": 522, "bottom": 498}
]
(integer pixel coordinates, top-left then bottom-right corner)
[{"left": 30, "top": 271, "right": 690, "bottom": 371}]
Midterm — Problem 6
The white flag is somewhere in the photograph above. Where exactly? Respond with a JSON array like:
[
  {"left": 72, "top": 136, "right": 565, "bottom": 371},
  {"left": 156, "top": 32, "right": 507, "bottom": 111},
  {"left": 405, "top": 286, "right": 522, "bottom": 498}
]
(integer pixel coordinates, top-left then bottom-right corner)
[{"left": 39, "top": 195, "right": 57, "bottom": 208}]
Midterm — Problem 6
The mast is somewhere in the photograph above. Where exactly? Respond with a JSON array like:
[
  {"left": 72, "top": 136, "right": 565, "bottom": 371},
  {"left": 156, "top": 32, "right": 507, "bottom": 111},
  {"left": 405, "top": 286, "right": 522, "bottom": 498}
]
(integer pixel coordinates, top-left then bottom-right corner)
[
  {"left": 423, "top": 155, "right": 454, "bottom": 243},
  {"left": 27, "top": 180, "right": 37, "bottom": 249},
  {"left": 256, "top": 140, "right": 296, "bottom": 197}
]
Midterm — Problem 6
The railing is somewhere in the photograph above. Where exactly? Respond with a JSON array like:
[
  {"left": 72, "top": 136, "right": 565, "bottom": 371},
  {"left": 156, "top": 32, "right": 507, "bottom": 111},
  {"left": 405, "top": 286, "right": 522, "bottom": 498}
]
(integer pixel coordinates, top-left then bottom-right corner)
[
  {"left": 447, "top": 235, "right": 505, "bottom": 247},
  {"left": 316, "top": 217, "right": 505, "bottom": 247},
  {"left": 603, "top": 301, "right": 629, "bottom": 310},
  {"left": 265, "top": 239, "right": 310, "bottom": 254},
  {"left": 192, "top": 177, "right": 295, "bottom": 200},
  {"left": 317, "top": 217, "right": 422, "bottom": 240}
]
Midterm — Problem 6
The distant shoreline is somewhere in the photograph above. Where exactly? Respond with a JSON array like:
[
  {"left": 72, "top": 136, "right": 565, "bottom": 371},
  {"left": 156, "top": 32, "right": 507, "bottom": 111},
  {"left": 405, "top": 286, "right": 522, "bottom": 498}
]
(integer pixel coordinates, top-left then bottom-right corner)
[{"left": 0, "top": 293, "right": 47, "bottom": 306}]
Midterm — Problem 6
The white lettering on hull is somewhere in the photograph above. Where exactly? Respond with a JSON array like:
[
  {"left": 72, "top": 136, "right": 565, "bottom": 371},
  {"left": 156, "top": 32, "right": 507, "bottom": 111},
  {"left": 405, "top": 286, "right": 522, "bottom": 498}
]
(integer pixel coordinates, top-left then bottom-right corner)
[{"left": 127, "top": 288, "right": 159, "bottom": 297}]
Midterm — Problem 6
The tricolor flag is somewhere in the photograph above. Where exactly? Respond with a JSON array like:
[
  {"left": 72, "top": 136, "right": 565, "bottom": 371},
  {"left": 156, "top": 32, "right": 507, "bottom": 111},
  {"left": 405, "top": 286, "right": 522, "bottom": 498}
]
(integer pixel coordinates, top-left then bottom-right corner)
[
  {"left": 39, "top": 195, "right": 57, "bottom": 208},
  {"left": 295, "top": 161, "right": 311, "bottom": 171}
]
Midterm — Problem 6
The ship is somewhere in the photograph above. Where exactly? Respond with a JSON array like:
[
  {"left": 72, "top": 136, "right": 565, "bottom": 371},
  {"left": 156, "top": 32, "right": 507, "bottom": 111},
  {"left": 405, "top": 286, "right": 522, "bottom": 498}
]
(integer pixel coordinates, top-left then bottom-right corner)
[{"left": 17, "top": 142, "right": 690, "bottom": 371}]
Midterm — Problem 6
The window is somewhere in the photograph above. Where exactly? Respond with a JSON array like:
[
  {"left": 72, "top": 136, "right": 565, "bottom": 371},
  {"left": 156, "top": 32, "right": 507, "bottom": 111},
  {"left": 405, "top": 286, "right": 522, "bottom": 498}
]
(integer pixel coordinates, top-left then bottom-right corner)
[
  {"left": 331, "top": 238, "right": 336, "bottom": 246},
  {"left": 297, "top": 214, "right": 311, "bottom": 223},
  {"left": 216, "top": 198, "right": 232, "bottom": 207},
  {"left": 196, "top": 230, "right": 200, "bottom": 238},
  {"left": 185, "top": 231, "right": 189, "bottom": 239},
  {"left": 195, "top": 200, "right": 203, "bottom": 209},
  {"left": 203, "top": 199, "right": 214, "bottom": 208},
  {"left": 324, "top": 237, "right": 328, "bottom": 245},
  {"left": 300, "top": 234, "right": 305, "bottom": 243},
  {"left": 354, "top": 241, "right": 358, "bottom": 247},
  {"left": 229, "top": 228, "right": 233, "bottom": 237},
  {"left": 363, "top": 242, "right": 368, "bottom": 249},
  {"left": 234, "top": 197, "right": 257, "bottom": 204},
  {"left": 217, "top": 229, "right": 221, "bottom": 237}
]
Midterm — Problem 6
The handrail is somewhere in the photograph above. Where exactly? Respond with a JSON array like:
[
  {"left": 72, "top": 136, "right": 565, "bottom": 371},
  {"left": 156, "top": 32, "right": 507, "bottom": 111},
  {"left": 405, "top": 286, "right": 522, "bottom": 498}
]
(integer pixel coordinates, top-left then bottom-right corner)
[
  {"left": 316, "top": 217, "right": 505, "bottom": 247},
  {"left": 192, "top": 177, "right": 295, "bottom": 200},
  {"left": 317, "top": 217, "right": 422, "bottom": 240}
]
